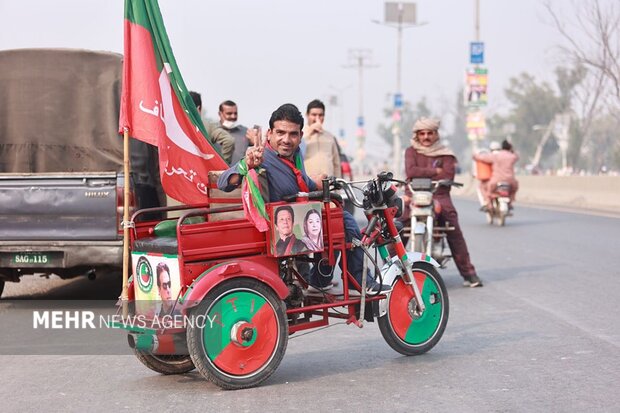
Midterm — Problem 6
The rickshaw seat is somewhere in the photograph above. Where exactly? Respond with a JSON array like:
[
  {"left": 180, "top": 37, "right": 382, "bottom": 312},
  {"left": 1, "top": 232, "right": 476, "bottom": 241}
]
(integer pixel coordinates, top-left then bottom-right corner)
[{"left": 133, "top": 236, "right": 178, "bottom": 255}]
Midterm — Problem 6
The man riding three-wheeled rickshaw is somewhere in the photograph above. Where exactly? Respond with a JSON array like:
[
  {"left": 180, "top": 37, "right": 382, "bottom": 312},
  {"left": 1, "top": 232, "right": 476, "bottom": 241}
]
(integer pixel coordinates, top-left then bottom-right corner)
[{"left": 115, "top": 104, "right": 449, "bottom": 390}]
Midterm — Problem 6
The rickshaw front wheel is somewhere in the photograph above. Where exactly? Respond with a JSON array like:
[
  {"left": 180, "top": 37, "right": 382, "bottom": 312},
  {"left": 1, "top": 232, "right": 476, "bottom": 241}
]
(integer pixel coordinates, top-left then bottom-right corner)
[
  {"left": 133, "top": 350, "right": 195, "bottom": 375},
  {"left": 378, "top": 262, "right": 449, "bottom": 356},
  {"left": 187, "top": 277, "right": 288, "bottom": 390}
]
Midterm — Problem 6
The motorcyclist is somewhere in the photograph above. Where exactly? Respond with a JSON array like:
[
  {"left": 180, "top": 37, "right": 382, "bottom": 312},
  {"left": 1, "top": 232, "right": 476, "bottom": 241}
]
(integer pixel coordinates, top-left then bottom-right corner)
[
  {"left": 473, "top": 140, "right": 519, "bottom": 210},
  {"left": 403, "top": 117, "right": 483, "bottom": 288}
]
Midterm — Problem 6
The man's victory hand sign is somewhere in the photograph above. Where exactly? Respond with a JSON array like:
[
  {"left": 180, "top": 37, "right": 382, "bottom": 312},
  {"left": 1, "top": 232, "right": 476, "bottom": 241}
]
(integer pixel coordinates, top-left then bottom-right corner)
[{"left": 244, "top": 125, "right": 266, "bottom": 169}]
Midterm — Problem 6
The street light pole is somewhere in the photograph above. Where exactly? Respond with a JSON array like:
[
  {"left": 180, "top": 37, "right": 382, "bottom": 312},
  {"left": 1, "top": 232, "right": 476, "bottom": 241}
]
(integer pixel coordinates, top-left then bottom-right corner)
[{"left": 374, "top": 2, "right": 426, "bottom": 179}]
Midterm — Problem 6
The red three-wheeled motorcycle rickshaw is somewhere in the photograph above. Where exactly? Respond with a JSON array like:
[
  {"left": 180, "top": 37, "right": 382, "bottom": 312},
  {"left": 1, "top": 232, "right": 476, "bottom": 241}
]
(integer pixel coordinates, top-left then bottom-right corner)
[{"left": 114, "top": 171, "right": 449, "bottom": 390}]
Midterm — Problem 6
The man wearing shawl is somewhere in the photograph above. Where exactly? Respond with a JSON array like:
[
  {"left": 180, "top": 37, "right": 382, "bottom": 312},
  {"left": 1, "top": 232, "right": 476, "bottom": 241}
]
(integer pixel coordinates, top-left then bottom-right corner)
[
  {"left": 404, "top": 117, "right": 483, "bottom": 288},
  {"left": 218, "top": 103, "right": 389, "bottom": 293}
]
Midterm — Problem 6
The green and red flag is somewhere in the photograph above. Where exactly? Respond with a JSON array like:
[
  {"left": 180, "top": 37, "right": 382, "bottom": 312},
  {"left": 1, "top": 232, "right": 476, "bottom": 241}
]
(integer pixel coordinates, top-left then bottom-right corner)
[{"left": 119, "top": 0, "right": 227, "bottom": 204}]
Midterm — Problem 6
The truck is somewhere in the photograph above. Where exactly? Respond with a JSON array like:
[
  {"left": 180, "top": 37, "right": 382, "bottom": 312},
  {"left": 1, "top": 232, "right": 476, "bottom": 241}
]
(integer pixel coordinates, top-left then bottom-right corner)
[{"left": 0, "top": 48, "right": 162, "bottom": 298}]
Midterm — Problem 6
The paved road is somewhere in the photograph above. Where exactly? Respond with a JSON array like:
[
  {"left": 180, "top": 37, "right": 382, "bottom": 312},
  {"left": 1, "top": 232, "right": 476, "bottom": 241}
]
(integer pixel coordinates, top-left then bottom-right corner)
[{"left": 1, "top": 199, "right": 619, "bottom": 412}]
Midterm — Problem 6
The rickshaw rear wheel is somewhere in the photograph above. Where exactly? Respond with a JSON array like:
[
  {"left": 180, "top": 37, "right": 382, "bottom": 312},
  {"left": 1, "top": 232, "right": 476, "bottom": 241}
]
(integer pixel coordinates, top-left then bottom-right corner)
[
  {"left": 133, "top": 350, "right": 195, "bottom": 375},
  {"left": 378, "top": 262, "right": 449, "bottom": 356},
  {"left": 187, "top": 277, "right": 288, "bottom": 390}
]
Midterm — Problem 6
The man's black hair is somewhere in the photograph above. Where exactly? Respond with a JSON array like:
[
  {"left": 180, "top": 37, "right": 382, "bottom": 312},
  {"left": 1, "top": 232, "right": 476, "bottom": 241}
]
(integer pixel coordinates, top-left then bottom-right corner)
[
  {"left": 275, "top": 205, "right": 295, "bottom": 222},
  {"left": 501, "top": 140, "right": 512, "bottom": 151},
  {"left": 269, "top": 103, "right": 304, "bottom": 130},
  {"left": 156, "top": 262, "right": 170, "bottom": 287},
  {"left": 189, "top": 91, "right": 202, "bottom": 109},
  {"left": 306, "top": 99, "right": 325, "bottom": 114},
  {"left": 219, "top": 100, "right": 237, "bottom": 112}
]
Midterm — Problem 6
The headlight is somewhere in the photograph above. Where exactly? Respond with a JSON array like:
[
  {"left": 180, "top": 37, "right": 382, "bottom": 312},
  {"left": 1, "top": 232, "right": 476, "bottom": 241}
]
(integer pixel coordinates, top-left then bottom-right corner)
[{"left": 412, "top": 191, "right": 433, "bottom": 206}]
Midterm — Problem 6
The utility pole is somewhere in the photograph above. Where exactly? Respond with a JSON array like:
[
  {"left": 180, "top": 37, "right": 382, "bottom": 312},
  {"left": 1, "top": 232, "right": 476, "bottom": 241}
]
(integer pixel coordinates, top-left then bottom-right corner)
[
  {"left": 343, "top": 49, "right": 377, "bottom": 175},
  {"left": 329, "top": 84, "right": 353, "bottom": 147},
  {"left": 373, "top": 2, "right": 426, "bottom": 179}
]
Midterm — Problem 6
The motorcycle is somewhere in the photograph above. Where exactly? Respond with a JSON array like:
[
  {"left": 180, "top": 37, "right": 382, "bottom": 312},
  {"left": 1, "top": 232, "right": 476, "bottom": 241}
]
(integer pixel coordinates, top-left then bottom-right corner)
[
  {"left": 485, "top": 182, "right": 513, "bottom": 226},
  {"left": 405, "top": 178, "right": 463, "bottom": 268}
]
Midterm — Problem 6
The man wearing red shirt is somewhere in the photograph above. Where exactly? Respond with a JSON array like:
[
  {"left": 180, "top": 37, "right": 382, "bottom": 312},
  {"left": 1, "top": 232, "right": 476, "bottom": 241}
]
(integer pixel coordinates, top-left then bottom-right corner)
[{"left": 404, "top": 117, "right": 483, "bottom": 288}]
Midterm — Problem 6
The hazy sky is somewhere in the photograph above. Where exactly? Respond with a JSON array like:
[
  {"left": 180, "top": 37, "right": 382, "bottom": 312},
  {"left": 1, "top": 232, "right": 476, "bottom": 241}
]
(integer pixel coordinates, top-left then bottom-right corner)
[{"left": 0, "top": 0, "right": 584, "bottom": 163}]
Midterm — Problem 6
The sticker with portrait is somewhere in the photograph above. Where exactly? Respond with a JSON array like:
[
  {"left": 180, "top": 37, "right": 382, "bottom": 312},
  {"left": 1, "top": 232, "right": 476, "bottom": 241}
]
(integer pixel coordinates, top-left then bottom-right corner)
[
  {"left": 270, "top": 202, "right": 324, "bottom": 257},
  {"left": 131, "top": 252, "right": 181, "bottom": 317}
]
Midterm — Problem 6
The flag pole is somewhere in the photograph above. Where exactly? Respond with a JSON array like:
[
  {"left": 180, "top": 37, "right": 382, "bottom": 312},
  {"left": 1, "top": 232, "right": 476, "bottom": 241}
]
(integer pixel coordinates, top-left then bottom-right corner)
[{"left": 121, "top": 127, "right": 131, "bottom": 317}]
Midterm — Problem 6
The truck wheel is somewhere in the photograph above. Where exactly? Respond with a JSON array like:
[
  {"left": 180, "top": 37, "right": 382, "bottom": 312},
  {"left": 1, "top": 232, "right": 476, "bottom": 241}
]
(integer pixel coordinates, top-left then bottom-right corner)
[
  {"left": 133, "top": 350, "right": 195, "bottom": 375},
  {"left": 187, "top": 278, "right": 288, "bottom": 390},
  {"left": 378, "top": 262, "right": 449, "bottom": 356}
]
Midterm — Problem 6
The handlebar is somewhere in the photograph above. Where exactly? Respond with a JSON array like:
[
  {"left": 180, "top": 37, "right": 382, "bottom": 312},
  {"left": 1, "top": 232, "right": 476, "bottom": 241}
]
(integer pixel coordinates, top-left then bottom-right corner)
[
  {"left": 408, "top": 178, "right": 462, "bottom": 192},
  {"left": 441, "top": 180, "right": 463, "bottom": 188},
  {"left": 282, "top": 191, "right": 343, "bottom": 204},
  {"left": 281, "top": 171, "right": 405, "bottom": 210},
  {"left": 332, "top": 172, "right": 406, "bottom": 209}
]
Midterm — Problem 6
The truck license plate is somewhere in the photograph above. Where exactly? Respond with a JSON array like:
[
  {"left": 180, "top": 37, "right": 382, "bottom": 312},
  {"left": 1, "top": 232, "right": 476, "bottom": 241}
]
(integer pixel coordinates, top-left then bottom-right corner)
[{"left": 7, "top": 252, "right": 63, "bottom": 267}]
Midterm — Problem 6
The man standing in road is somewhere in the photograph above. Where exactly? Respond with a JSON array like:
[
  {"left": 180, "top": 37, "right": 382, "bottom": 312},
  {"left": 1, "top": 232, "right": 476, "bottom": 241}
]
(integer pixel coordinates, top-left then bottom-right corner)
[
  {"left": 302, "top": 99, "right": 342, "bottom": 179},
  {"left": 405, "top": 117, "right": 483, "bottom": 288}
]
